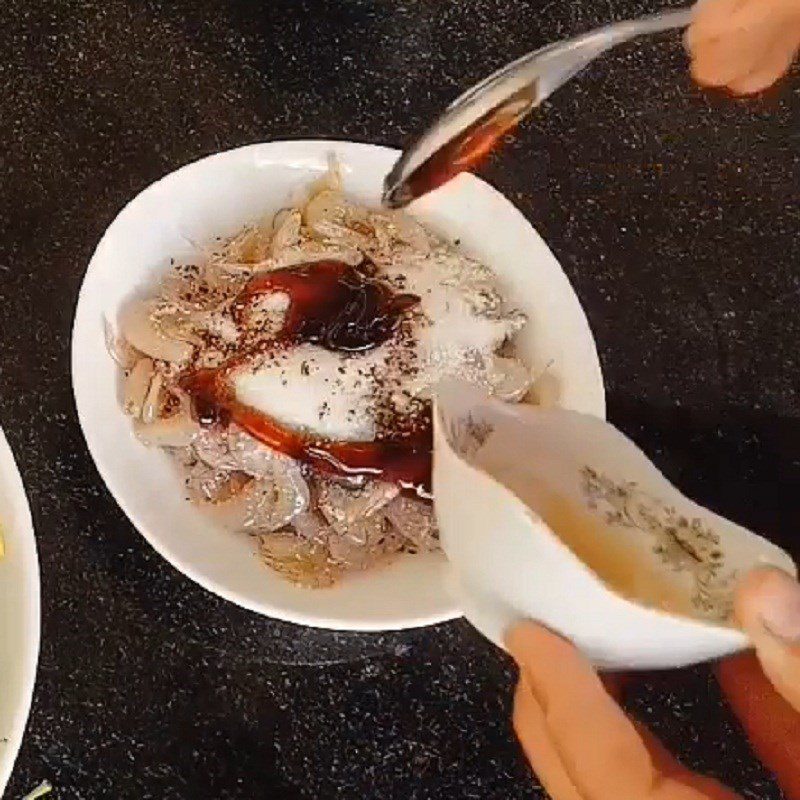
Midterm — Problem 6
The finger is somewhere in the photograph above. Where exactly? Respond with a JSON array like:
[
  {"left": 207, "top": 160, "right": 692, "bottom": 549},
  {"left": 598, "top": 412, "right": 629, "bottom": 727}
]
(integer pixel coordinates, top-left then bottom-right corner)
[
  {"left": 507, "top": 622, "right": 656, "bottom": 798},
  {"left": 687, "top": 0, "right": 800, "bottom": 89},
  {"left": 513, "top": 675, "right": 584, "bottom": 800},
  {"left": 515, "top": 676, "right": 737, "bottom": 800},
  {"left": 735, "top": 567, "right": 800, "bottom": 710},
  {"left": 686, "top": 0, "right": 749, "bottom": 48},
  {"left": 685, "top": 0, "right": 751, "bottom": 63},
  {"left": 507, "top": 624, "right": 721, "bottom": 800},
  {"left": 727, "top": 30, "right": 798, "bottom": 94},
  {"left": 716, "top": 653, "right": 800, "bottom": 800},
  {"left": 690, "top": 24, "right": 774, "bottom": 88},
  {"left": 690, "top": 0, "right": 797, "bottom": 45},
  {"left": 690, "top": 37, "right": 754, "bottom": 87},
  {"left": 509, "top": 625, "right": 739, "bottom": 799}
]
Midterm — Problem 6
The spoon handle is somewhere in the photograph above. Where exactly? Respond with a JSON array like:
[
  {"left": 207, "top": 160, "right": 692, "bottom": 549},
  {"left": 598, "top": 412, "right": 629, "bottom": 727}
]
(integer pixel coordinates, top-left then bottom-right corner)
[{"left": 535, "top": 7, "right": 694, "bottom": 103}]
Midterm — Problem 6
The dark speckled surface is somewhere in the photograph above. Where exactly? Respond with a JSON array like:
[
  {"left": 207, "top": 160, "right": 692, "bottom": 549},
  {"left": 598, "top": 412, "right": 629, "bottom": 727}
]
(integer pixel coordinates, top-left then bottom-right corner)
[{"left": 1, "top": 0, "right": 799, "bottom": 797}]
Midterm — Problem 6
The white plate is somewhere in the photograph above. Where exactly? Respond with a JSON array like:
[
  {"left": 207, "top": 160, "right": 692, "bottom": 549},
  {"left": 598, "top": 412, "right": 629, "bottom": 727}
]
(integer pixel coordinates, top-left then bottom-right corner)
[
  {"left": 0, "top": 428, "right": 41, "bottom": 793},
  {"left": 71, "top": 140, "right": 604, "bottom": 631}
]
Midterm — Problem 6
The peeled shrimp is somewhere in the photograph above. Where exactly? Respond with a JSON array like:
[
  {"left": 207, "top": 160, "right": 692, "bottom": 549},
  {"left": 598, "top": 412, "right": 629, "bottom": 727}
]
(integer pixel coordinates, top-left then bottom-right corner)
[
  {"left": 119, "top": 301, "right": 194, "bottom": 363},
  {"left": 123, "top": 358, "right": 155, "bottom": 418},
  {"left": 134, "top": 412, "right": 200, "bottom": 448}
]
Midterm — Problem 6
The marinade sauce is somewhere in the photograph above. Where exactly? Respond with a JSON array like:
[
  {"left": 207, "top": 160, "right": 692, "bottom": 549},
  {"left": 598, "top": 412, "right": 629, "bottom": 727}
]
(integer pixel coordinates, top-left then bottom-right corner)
[{"left": 180, "top": 259, "right": 432, "bottom": 495}]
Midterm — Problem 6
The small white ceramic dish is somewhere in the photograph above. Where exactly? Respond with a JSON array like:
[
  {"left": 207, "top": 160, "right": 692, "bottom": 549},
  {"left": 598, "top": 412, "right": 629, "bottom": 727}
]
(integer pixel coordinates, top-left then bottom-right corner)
[
  {"left": 71, "top": 140, "right": 604, "bottom": 631},
  {"left": 0, "top": 428, "right": 41, "bottom": 793},
  {"left": 434, "top": 381, "right": 796, "bottom": 669}
]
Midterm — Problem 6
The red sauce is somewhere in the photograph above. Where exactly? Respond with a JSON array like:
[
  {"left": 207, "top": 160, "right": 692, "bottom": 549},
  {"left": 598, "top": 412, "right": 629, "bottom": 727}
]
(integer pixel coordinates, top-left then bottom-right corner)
[
  {"left": 395, "top": 86, "right": 537, "bottom": 207},
  {"left": 236, "top": 258, "right": 419, "bottom": 352},
  {"left": 181, "top": 260, "right": 432, "bottom": 495}
]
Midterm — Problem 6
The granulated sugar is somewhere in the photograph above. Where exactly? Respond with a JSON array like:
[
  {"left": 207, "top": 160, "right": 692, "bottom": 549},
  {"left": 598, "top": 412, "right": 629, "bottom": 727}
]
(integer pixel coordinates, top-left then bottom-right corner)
[{"left": 233, "top": 243, "right": 526, "bottom": 442}]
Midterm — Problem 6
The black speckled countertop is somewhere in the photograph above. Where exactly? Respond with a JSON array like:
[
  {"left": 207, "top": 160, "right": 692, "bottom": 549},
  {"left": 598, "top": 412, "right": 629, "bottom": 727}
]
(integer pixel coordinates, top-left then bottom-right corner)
[{"left": 1, "top": 0, "right": 798, "bottom": 797}]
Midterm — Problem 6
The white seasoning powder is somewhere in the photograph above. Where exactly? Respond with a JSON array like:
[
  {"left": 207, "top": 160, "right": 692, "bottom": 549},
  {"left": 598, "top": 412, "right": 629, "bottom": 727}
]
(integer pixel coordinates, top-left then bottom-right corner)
[{"left": 232, "top": 244, "right": 525, "bottom": 441}]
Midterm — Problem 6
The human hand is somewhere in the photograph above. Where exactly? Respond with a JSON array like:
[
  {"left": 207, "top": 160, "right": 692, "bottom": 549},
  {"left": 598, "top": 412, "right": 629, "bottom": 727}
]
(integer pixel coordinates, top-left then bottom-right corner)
[
  {"left": 506, "top": 567, "right": 800, "bottom": 799},
  {"left": 685, "top": 0, "right": 800, "bottom": 94},
  {"left": 715, "top": 568, "right": 800, "bottom": 799}
]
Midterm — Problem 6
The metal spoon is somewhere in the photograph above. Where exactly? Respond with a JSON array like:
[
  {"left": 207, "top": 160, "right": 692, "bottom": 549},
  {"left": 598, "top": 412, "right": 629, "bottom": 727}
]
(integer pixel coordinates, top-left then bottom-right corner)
[{"left": 383, "top": 6, "right": 693, "bottom": 209}]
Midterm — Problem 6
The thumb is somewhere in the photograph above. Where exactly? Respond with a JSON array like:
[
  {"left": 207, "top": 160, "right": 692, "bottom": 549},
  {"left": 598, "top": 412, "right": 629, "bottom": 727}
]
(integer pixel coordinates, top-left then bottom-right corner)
[{"left": 735, "top": 566, "right": 800, "bottom": 711}]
